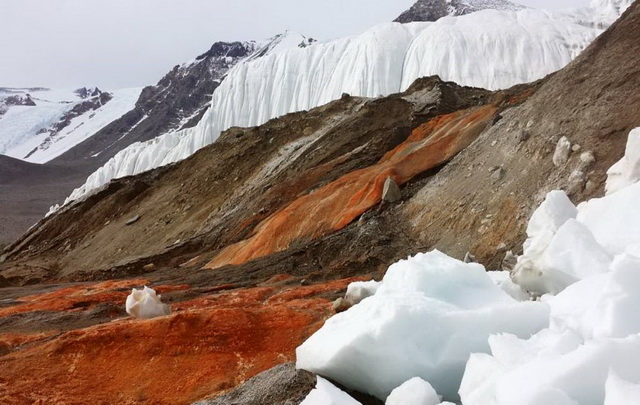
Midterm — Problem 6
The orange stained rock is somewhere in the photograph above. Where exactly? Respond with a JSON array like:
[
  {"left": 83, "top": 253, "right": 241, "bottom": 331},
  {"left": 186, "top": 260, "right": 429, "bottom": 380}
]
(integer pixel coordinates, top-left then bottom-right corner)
[
  {"left": 206, "top": 105, "right": 497, "bottom": 269},
  {"left": 0, "top": 279, "right": 353, "bottom": 405},
  {"left": 0, "top": 279, "right": 188, "bottom": 318},
  {"left": 0, "top": 331, "right": 59, "bottom": 352}
]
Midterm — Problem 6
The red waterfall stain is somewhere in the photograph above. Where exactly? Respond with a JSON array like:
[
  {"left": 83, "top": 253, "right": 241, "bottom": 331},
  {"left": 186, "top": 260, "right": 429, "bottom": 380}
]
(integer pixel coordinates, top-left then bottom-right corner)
[{"left": 206, "top": 105, "right": 497, "bottom": 269}]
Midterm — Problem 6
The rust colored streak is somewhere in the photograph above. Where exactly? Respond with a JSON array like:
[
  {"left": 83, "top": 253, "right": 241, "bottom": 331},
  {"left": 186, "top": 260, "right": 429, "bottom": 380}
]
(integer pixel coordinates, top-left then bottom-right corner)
[
  {"left": 0, "top": 280, "right": 352, "bottom": 405},
  {"left": 206, "top": 105, "right": 496, "bottom": 269}
]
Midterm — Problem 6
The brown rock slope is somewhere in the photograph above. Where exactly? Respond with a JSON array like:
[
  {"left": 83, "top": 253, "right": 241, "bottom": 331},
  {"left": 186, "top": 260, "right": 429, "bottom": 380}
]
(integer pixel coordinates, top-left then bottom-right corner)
[
  {"left": 0, "top": 3, "right": 639, "bottom": 404},
  {"left": 402, "top": 1, "right": 640, "bottom": 266},
  {"left": 1, "top": 77, "right": 502, "bottom": 283}
]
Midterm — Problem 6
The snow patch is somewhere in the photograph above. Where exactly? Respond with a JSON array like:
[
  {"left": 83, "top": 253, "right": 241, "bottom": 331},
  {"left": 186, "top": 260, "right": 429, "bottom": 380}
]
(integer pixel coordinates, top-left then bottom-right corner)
[{"left": 300, "top": 376, "right": 361, "bottom": 405}]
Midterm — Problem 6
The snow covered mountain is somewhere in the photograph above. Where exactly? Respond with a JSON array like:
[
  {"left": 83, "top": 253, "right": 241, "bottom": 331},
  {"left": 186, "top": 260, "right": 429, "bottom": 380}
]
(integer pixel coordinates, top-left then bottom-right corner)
[
  {"left": 394, "top": 0, "right": 525, "bottom": 23},
  {"left": 51, "top": 32, "right": 313, "bottom": 169},
  {"left": 60, "top": 0, "right": 631, "bottom": 209},
  {"left": 0, "top": 87, "right": 141, "bottom": 164}
]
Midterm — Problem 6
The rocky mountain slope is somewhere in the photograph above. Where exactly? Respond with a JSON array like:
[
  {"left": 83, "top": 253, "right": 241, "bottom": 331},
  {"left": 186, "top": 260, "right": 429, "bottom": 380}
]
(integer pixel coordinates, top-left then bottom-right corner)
[
  {"left": 51, "top": 41, "right": 261, "bottom": 168},
  {"left": 393, "top": 0, "right": 524, "bottom": 23},
  {"left": 0, "top": 33, "right": 309, "bottom": 245},
  {"left": 0, "top": 1, "right": 638, "bottom": 402},
  {"left": 53, "top": 32, "right": 313, "bottom": 169}
]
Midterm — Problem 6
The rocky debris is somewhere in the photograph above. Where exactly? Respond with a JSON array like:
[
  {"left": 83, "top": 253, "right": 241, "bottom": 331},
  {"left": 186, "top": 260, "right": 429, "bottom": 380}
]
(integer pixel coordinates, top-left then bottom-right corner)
[
  {"left": 490, "top": 166, "right": 506, "bottom": 182},
  {"left": 580, "top": 151, "right": 596, "bottom": 168},
  {"left": 194, "top": 363, "right": 316, "bottom": 405},
  {"left": 516, "top": 130, "right": 530, "bottom": 143},
  {"left": 552, "top": 136, "right": 572, "bottom": 166},
  {"left": 566, "top": 169, "right": 587, "bottom": 196},
  {"left": 205, "top": 103, "right": 498, "bottom": 270},
  {"left": 143, "top": 263, "right": 156, "bottom": 272},
  {"left": 394, "top": 0, "right": 524, "bottom": 23},
  {"left": 382, "top": 176, "right": 402, "bottom": 203}
]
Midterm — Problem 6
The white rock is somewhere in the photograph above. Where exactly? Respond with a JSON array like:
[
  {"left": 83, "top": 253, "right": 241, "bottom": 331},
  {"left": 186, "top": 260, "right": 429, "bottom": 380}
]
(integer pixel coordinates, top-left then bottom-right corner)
[
  {"left": 125, "top": 286, "right": 171, "bottom": 319},
  {"left": 553, "top": 136, "right": 572, "bottom": 166},
  {"left": 386, "top": 377, "right": 440, "bottom": 405}
]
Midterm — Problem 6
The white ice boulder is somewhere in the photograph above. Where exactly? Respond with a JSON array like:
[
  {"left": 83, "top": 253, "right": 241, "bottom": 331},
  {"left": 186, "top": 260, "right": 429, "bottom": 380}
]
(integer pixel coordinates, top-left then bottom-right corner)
[
  {"left": 577, "top": 181, "right": 640, "bottom": 256},
  {"left": 300, "top": 376, "right": 361, "bottom": 405},
  {"left": 564, "top": 253, "right": 640, "bottom": 340},
  {"left": 462, "top": 254, "right": 640, "bottom": 403},
  {"left": 513, "top": 218, "right": 612, "bottom": 295},
  {"left": 125, "top": 286, "right": 171, "bottom": 319},
  {"left": 522, "top": 190, "right": 577, "bottom": 258},
  {"left": 345, "top": 280, "right": 380, "bottom": 305},
  {"left": 606, "top": 127, "right": 640, "bottom": 195},
  {"left": 296, "top": 250, "right": 548, "bottom": 401},
  {"left": 461, "top": 331, "right": 640, "bottom": 405},
  {"left": 605, "top": 371, "right": 640, "bottom": 405},
  {"left": 386, "top": 377, "right": 440, "bottom": 405}
]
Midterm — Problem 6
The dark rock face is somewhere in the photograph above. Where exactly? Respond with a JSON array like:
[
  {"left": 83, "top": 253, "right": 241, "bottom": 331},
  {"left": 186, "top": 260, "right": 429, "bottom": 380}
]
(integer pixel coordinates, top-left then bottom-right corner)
[
  {"left": 194, "top": 363, "right": 316, "bottom": 405},
  {"left": 74, "top": 87, "right": 102, "bottom": 99},
  {"left": 394, "top": 0, "right": 524, "bottom": 23},
  {"left": 0, "top": 94, "right": 36, "bottom": 118},
  {"left": 52, "top": 40, "right": 260, "bottom": 168},
  {"left": 3, "top": 94, "right": 36, "bottom": 107}
]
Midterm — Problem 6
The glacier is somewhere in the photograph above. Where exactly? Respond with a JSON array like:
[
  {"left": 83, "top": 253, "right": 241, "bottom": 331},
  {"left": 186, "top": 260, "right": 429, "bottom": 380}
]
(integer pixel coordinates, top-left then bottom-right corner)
[
  {"left": 0, "top": 87, "right": 141, "bottom": 163},
  {"left": 59, "top": 0, "right": 631, "bottom": 210}
]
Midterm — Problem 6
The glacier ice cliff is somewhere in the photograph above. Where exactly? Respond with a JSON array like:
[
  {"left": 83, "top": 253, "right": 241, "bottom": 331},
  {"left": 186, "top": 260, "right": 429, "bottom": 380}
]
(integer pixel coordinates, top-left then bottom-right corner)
[{"left": 58, "top": 0, "right": 630, "bottom": 209}]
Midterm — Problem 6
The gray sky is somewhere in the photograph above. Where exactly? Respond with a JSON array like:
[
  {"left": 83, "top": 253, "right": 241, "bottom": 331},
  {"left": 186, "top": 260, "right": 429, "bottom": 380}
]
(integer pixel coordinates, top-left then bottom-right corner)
[{"left": 1, "top": 0, "right": 591, "bottom": 89}]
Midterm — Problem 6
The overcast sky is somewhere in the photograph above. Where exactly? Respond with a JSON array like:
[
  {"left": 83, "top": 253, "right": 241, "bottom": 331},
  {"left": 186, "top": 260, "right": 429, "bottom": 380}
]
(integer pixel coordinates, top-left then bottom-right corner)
[{"left": 1, "top": 0, "right": 591, "bottom": 89}]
